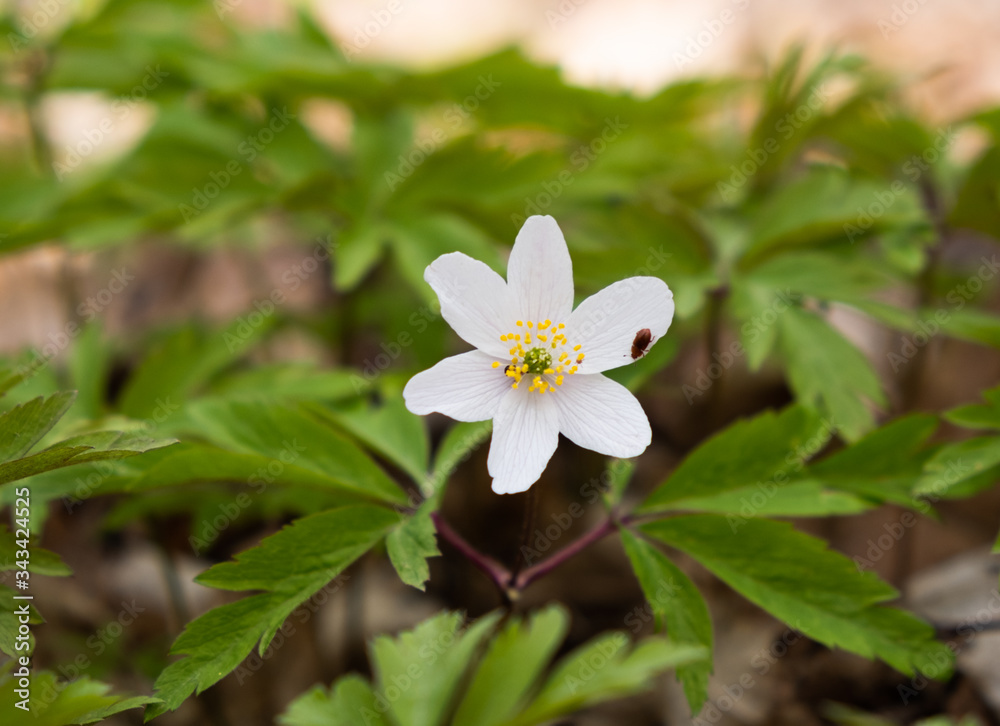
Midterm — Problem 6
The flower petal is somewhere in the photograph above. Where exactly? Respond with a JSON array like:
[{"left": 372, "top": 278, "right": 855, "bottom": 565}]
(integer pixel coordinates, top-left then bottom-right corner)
[
  {"left": 507, "top": 215, "right": 575, "bottom": 324},
  {"left": 487, "top": 386, "right": 559, "bottom": 494},
  {"left": 553, "top": 373, "right": 651, "bottom": 458},
  {"left": 568, "top": 277, "right": 674, "bottom": 373},
  {"left": 403, "top": 351, "right": 512, "bottom": 422},
  {"left": 425, "top": 252, "right": 512, "bottom": 357}
]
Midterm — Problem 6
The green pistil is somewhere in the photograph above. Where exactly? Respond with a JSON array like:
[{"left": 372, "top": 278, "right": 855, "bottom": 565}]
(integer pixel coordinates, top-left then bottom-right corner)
[{"left": 523, "top": 347, "right": 552, "bottom": 373}]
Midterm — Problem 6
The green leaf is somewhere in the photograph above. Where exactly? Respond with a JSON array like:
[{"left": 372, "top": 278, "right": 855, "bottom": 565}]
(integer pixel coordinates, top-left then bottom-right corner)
[
  {"left": 666, "top": 479, "right": 871, "bottom": 518},
  {"left": 639, "top": 406, "right": 831, "bottom": 513},
  {"left": 743, "top": 165, "right": 925, "bottom": 262},
  {"left": 620, "top": 529, "right": 712, "bottom": 712},
  {"left": 173, "top": 399, "right": 407, "bottom": 505},
  {"left": 278, "top": 676, "right": 391, "bottom": 726},
  {"left": 641, "top": 515, "right": 952, "bottom": 678},
  {"left": 370, "top": 610, "right": 502, "bottom": 726},
  {"left": 0, "top": 526, "right": 72, "bottom": 576},
  {"left": 0, "top": 668, "right": 157, "bottom": 726},
  {"left": 0, "top": 392, "right": 76, "bottom": 462},
  {"left": 0, "top": 585, "right": 42, "bottom": 657},
  {"left": 502, "top": 635, "right": 707, "bottom": 726},
  {"left": 945, "top": 385, "right": 1000, "bottom": 430},
  {"left": 320, "top": 395, "right": 430, "bottom": 483},
  {"left": 940, "top": 308, "right": 1000, "bottom": 349},
  {"left": 386, "top": 501, "right": 439, "bottom": 591},
  {"left": 119, "top": 322, "right": 272, "bottom": 420},
  {"left": 453, "top": 606, "right": 569, "bottom": 726},
  {"left": 0, "top": 431, "right": 176, "bottom": 488},
  {"left": 148, "top": 505, "right": 397, "bottom": 718},
  {"left": 806, "top": 414, "right": 937, "bottom": 506},
  {"left": 778, "top": 307, "right": 885, "bottom": 441},
  {"left": 914, "top": 437, "right": 1000, "bottom": 499}
]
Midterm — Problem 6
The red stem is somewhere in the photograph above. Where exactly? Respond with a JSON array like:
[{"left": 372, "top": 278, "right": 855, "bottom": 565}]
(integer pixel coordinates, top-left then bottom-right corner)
[
  {"left": 431, "top": 511, "right": 511, "bottom": 593},
  {"left": 513, "top": 516, "right": 618, "bottom": 590}
]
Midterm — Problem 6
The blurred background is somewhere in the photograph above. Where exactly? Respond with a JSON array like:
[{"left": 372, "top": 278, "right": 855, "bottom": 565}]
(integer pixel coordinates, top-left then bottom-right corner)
[{"left": 2, "top": 0, "right": 1000, "bottom": 724}]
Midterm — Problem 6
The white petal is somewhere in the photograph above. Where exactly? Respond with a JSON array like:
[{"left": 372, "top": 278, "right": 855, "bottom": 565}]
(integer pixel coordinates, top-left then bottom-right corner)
[
  {"left": 507, "top": 216, "right": 575, "bottom": 324},
  {"left": 553, "top": 373, "right": 651, "bottom": 458},
  {"left": 425, "top": 252, "right": 512, "bottom": 357},
  {"left": 567, "top": 277, "right": 674, "bottom": 373},
  {"left": 403, "top": 351, "right": 512, "bottom": 422},
  {"left": 487, "top": 386, "right": 559, "bottom": 494}
]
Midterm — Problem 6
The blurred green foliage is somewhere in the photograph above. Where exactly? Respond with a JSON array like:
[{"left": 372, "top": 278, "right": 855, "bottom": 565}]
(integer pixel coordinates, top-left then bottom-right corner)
[{"left": 1, "top": 0, "right": 1000, "bottom": 723}]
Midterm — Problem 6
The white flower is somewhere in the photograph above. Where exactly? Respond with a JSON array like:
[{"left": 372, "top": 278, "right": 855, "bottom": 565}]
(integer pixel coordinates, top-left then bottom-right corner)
[{"left": 403, "top": 215, "right": 674, "bottom": 495}]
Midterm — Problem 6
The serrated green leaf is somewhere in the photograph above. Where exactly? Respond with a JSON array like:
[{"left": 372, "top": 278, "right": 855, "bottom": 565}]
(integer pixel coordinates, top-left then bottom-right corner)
[
  {"left": 620, "top": 529, "right": 712, "bottom": 712},
  {"left": 0, "top": 668, "right": 157, "bottom": 726},
  {"left": 453, "top": 606, "right": 569, "bottom": 726},
  {"left": 778, "top": 307, "right": 885, "bottom": 441},
  {"left": 370, "top": 610, "right": 502, "bottom": 726},
  {"left": 0, "top": 430, "right": 175, "bottom": 488},
  {"left": 173, "top": 399, "right": 407, "bottom": 505},
  {"left": 640, "top": 406, "right": 831, "bottom": 513},
  {"left": 806, "top": 414, "right": 937, "bottom": 506},
  {"left": 278, "top": 676, "right": 391, "bottom": 726},
  {"left": 665, "top": 479, "right": 871, "bottom": 518},
  {"left": 149, "top": 506, "right": 396, "bottom": 717},
  {"left": 387, "top": 502, "right": 440, "bottom": 590},
  {"left": 641, "top": 515, "right": 952, "bottom": 678},
  {"left": 502, "top": 635, "right": 707, "bottom": 726}
]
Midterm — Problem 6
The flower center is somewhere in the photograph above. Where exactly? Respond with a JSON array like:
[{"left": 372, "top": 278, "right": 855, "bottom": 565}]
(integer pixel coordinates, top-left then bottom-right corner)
[{"left": 491, "top": 319, "right": 585, "bottom": 394}]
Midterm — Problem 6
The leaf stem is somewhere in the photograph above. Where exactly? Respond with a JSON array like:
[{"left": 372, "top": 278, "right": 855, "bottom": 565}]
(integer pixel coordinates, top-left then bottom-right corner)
[
  {"left": 513, "top": 516, "right": 618, "bottom": 590},
  {"left": 431, "top": 511, "right": 511, "bottom": 595}
]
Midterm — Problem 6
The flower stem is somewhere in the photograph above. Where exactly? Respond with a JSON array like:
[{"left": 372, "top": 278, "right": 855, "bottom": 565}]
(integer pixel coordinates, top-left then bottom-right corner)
[
  {"left": 513, "top": 516, "right": 618, "bottom": 590},
  {"left": 431, "top": 511, "right": 511, "bottom": 595},
  {"left": 509, "top": 487, "right": 538, "bottom": 585}
]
